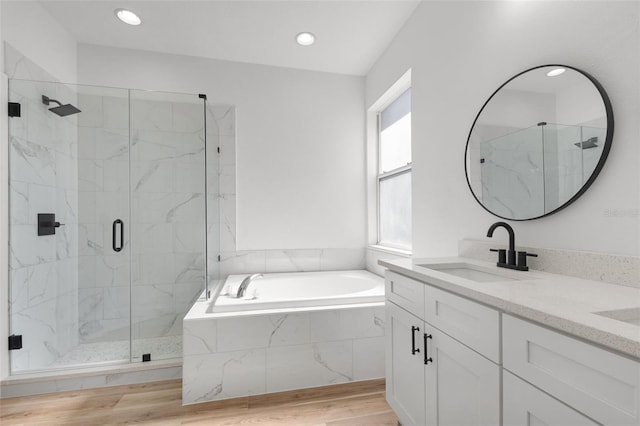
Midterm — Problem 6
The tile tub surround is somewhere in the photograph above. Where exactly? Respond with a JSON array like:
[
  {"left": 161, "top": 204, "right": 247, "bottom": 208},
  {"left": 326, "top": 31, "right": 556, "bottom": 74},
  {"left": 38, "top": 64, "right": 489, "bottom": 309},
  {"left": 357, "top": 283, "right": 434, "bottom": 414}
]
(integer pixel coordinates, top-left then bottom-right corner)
[
  {"left": 219, "top": 248, "right": 367, "bottom": 277},
  {"left": 459, "top": 239, "right": 640, "bottom": 288},
  {"left": 182, "top": 299, "right": 385, "bottom": 404},
  {"left": 379, "top": 257, "right": 640, "bottom": 359}
]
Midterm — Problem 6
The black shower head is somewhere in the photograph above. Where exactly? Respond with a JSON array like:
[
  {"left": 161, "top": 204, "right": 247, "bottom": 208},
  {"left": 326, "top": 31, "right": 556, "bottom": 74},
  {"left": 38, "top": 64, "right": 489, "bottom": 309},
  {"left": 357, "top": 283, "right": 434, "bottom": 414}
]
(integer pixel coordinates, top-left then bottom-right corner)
[
  {"left": 42, "top": 95, "right": 81, "bottom": 117},
  {"left": 574, "top": 136, "right": 598, "bottom": 150}
]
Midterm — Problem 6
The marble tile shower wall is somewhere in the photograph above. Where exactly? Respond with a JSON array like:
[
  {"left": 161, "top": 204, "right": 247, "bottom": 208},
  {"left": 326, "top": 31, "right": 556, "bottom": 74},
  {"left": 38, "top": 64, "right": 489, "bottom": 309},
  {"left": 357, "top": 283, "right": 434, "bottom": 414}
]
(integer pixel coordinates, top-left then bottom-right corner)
[
  {"left": 130, "top": 98, "right": 206, "bottom": 344},
  {"left": 477, "top": 124, "right": 606, "bottom": 219},
  {"left": 76, "top": 95, "right": 210, "bottom": 344},
  {"left": 8, "top": 79, "right": 80, "bottom": 371},
  {"left": 480, "top": 130, "right": 545, "bottom": 219},
  {"left": 76, "top": 92, "right": 130, "bottom": 343}
]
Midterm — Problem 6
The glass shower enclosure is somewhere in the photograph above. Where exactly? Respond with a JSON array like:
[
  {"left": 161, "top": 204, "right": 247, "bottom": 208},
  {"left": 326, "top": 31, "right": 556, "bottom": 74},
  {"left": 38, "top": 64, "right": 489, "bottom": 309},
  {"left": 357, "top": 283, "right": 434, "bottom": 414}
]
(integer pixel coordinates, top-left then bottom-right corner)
[
  {"left": 7, "top": 79, "right": 214, "bottom": 373},
  {"left": 479, "top": 123, "right": 606, "bottom": 219}
]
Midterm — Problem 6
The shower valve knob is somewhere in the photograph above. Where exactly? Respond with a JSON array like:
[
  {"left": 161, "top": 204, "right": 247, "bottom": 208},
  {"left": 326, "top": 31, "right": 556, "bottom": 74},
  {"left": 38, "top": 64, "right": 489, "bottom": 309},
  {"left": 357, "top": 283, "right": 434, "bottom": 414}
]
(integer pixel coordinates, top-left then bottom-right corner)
[{"left": 37, "top": 213, "right": 64, "bottom": 236}]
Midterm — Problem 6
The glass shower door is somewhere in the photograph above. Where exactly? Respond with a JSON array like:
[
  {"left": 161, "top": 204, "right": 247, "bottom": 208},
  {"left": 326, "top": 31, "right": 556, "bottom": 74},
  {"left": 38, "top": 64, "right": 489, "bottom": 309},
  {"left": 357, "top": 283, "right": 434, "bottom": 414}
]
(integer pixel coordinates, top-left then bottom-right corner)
[
  {"left": 8, "top": 80, "right": 131, "bottom": 372},
  {"left": 129, "top": 90, "right": 207, "bottom": 362}
]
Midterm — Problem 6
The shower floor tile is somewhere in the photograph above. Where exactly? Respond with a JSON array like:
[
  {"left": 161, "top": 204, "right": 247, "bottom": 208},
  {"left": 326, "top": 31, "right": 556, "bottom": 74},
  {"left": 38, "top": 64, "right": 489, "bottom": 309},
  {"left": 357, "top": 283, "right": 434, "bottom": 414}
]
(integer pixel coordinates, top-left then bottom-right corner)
[{"left": 49, "top": 335, "right": 182, "bottom": 367}]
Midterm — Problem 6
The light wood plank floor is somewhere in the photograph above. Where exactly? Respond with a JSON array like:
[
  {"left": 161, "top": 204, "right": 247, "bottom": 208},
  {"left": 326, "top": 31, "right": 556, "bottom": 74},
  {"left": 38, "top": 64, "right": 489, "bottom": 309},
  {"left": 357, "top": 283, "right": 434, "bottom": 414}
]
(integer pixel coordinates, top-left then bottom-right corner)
[{"left": 0, "top": 379, "right": 396, "bottom": 425}]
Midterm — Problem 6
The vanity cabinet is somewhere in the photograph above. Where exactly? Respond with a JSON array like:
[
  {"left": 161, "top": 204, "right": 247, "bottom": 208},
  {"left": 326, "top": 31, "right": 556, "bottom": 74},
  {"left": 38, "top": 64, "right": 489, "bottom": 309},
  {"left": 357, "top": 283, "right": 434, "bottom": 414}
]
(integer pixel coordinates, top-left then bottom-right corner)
[
  {"left": 503, "top": 370, "right": 599, "bottom": 426},
  {"left": 384, "top": 262, "right": 640, "bottom": 426},
  {"left": 503, "top": 314, "right": 640, "bottom": 426},
  {"left": 424, "top": 325, "right": 500, "bottom": 426},
  {"left": 386, "top": 300, "right": 426, "bottom": 426},
  {"left": 385, "top": 272, "right": 500, "bottom": 426}
]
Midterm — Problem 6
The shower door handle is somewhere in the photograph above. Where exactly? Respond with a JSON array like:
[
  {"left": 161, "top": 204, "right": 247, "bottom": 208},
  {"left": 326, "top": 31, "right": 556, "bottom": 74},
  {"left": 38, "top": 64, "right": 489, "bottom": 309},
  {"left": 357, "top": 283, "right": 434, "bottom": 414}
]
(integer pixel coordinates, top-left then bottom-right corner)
[{"left": 112, "top": 219, "right": 124, "bottom": 252}]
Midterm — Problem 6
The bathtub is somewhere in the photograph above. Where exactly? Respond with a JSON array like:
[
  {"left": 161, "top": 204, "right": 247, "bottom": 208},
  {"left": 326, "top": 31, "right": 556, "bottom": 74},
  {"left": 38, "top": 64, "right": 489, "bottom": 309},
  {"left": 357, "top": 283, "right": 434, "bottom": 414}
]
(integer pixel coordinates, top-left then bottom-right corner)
[
  {"left": 183, "top": 269, "right": 386, "bottom": 405},
  {"left": 210, "top": 270, "right": 384, "bottom": 313}
]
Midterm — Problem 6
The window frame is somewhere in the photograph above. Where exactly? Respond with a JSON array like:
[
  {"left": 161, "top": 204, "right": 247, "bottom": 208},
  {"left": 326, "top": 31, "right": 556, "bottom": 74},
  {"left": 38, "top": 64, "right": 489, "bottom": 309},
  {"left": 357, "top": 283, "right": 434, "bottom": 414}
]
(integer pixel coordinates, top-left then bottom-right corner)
[{"left": 375, "top": 91, "right": 412, "bottom": 251}]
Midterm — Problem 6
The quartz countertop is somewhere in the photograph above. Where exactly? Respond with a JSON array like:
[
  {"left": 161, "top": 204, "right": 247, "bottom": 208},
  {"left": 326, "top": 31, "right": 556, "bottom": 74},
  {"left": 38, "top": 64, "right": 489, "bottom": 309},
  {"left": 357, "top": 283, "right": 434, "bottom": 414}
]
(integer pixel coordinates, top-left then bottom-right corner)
[{"left": 379, "top": 257, "right": 640, "bottom": 359}]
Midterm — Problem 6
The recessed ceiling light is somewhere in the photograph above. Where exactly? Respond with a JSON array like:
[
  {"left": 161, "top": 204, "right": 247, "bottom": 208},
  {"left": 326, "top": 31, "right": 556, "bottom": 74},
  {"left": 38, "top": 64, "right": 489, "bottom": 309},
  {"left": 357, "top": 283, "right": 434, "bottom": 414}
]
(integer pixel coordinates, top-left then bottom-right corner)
[
  {"left": 296, "top": 32, "right": 315, "bottom": 46},
  {"left": 115, "top": 8, "right": 142, "bottom": 26},
  {"left": 546, "top": 68, "right": 566, "bottom": 77}
]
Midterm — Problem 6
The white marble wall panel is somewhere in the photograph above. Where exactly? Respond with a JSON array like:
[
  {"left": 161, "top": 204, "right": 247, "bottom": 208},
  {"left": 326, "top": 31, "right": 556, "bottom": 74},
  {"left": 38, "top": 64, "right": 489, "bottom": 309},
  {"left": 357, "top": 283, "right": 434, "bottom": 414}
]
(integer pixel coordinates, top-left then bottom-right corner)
[
  {"left": 217, "top": 313, "right": 311, "bottom": 351},
  {"left": 309, "top": 306, "right": 385, "bottom": 342},
  {"left": 265, "top": 250, "right": 322, "bottom": 273},
  {"left": 182, "top": 303, "right": 385, "bottom": 404},
  {"left": 130, "top": 99, "right": 173, "bottom": 132},
  {"left": 76, "top": 92, "right": 131, "bottom": 345},
  {"left": 219, "top": 248, "right": 367, "bottom": 278},
  {"left": 9, "top": 182, "right": 29, "bottom": 225},
  {"left": 219, "top": 250, "right": 267, "bottom": 275},
  {"left": 353, "top": 336, "right": 385, "bottom": 381},
  {"left": 183, "top": 320, "right": 217, "bottom": 356},
  {"left": 8, "top": 68, "right": 80, "bottom": 371},
  {"left": 183, "top": 350, "right": 266, "bottom": 403},
  {"left": 76, "top": 94, "right": 208, "bottom": 348},
  {"left": 126, "top": 96, "right": 207, "bottom": 349},
  {"left": 319, "top": 248, "right": 366, "bottom": 271},
  {"left": 135, "top": 314, "right": 182, "bottom": 340},
  {"left": 266, "top": 341, "right": 353, "bottom": 392}
]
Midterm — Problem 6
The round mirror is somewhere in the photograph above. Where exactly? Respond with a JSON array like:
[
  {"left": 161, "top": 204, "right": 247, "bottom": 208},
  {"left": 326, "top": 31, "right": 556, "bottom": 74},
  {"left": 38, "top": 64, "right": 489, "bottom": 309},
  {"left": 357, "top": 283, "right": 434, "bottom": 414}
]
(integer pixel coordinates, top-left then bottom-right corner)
[{"left": 465, "top": 65, "right": 613, "bottom": 220}]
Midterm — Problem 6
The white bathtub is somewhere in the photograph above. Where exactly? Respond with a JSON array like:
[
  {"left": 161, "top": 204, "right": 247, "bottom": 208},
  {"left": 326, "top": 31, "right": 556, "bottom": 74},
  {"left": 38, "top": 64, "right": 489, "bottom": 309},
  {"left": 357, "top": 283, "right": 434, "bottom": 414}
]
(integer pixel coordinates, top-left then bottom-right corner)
[
  {"left": 210, "top": 270, "right": 384, "bottom": 313},
  {"left": 183, "top": 269, "right": 386, "bottom": 404}
]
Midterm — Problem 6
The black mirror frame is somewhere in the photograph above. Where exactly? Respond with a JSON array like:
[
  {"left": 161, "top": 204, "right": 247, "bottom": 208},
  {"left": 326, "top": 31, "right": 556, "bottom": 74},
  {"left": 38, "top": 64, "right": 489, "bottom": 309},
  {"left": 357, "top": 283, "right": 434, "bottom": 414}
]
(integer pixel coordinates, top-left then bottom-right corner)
[{"left": 464, "top": 64, "right": 614, "bottom": 221}]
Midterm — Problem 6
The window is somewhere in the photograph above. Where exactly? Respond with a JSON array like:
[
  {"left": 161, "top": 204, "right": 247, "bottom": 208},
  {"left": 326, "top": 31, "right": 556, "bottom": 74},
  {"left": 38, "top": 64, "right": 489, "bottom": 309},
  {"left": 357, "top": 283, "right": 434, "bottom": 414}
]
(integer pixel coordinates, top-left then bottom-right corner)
[{"left": 378, "top": 88, "right": 411, "bottom": 250}]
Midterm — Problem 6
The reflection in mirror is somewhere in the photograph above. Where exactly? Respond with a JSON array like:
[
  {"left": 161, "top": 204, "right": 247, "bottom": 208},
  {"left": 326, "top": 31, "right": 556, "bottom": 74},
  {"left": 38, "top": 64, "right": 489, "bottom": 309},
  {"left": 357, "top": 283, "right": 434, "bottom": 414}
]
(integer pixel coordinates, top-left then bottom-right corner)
[{"left": 465, "top": 65, "right": 613, "bottom": 220}]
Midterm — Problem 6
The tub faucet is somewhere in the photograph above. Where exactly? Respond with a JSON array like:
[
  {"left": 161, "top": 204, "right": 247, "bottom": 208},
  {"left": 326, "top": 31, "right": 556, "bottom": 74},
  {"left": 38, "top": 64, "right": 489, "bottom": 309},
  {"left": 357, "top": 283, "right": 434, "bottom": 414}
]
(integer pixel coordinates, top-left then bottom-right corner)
[
  {"left": 486, "top": 221, "right": 537, "bottom": 271},
  {"left": 237, "top": 274, "right": 263, "bottom": 298}
]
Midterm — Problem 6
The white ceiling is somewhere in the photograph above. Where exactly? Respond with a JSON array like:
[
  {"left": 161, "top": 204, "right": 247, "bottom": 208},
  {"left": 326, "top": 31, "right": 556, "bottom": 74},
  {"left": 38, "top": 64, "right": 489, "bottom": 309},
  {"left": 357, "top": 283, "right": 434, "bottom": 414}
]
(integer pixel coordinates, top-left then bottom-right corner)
[{"left": 39, "top": 0, "right": 420, "bottom": 76}]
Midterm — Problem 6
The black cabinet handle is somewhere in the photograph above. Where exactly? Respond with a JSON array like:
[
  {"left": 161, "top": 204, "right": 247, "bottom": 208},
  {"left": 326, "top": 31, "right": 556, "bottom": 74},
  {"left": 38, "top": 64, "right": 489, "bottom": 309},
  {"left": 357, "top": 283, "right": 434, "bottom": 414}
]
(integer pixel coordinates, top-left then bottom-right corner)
[
  {"left": 112, "top": 219, "right": 123, "bottom": 252},
  {"left": 424, "top": 333, "right": 433, "bottom": 365},
  {"left": 411, "top": 326, "right": 420, "bottom": 355}
]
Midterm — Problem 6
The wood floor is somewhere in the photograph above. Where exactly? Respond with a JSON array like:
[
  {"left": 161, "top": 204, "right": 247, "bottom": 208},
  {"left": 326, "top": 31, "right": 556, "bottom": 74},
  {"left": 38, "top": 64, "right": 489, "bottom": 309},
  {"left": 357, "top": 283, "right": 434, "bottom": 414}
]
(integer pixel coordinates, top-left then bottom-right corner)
[{"left": 0, "top": 379, "right": 396, "bottom": 425}]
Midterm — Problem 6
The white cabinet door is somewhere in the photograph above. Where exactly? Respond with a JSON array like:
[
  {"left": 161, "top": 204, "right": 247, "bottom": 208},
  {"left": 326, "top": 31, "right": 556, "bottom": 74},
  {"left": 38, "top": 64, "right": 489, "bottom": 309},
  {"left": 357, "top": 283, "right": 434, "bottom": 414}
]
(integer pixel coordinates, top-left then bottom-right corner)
[
  {"left": 386, "top": 301, "right": 426, "bottom": 426},
  {"left": 503, "top": 371, "right": 599, "bottom": 426},
  {"left": 425, "top": 326, "right": 500, "bottom": 426},
  {"left": 503, "top": 315, "right": 640, "bottom": 426}
]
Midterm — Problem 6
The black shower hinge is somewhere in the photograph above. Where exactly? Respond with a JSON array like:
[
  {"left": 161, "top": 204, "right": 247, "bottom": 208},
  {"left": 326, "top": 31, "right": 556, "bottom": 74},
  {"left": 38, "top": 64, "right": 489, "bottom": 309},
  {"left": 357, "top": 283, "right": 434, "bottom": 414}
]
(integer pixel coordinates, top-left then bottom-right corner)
[
  {"left": 480, "top": 158, "right": 485, "bottom": 164},
  {"left": 217, "top": 147, "right": 220, "bottom": 154},
  {"left": 142, "top": 353, "right": 151, "bottom": 362},
  {"left": 8, "top": 334, "right": 22, "bottom": 350},
  {"left": 217, "top": 255, "right": 221, "bottom": 262},
  {"left": 8, "top": 102, "right": 21, "bottom": 117}
]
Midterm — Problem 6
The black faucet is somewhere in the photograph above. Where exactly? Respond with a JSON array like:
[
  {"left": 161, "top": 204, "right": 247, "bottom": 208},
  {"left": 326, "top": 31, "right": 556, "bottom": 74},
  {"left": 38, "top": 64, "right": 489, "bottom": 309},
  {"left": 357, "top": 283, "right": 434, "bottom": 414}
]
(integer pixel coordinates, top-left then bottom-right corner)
[{"left": 486, "top": 221, "right": 537, "bottom": 271}]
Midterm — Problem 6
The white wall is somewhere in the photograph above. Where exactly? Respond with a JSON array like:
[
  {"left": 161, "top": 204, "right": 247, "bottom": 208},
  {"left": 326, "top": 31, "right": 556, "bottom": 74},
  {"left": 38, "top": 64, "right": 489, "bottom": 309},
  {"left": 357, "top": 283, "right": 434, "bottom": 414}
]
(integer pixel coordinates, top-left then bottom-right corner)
[
  {"left": 1, "top": 1, "right": 77, "bottom": 82},
  {"left": 78, "top": 44, "right": 367, "bottom": 252},
  {"left": 366, "top": 1, "right": 640, "bottom": 257}
]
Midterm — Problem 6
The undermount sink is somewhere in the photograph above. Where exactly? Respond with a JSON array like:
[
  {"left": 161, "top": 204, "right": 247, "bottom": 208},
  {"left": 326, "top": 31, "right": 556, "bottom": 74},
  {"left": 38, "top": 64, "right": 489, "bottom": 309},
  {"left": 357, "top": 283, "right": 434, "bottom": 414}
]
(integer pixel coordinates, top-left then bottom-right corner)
[
  {"left": 594, "top": 307, "right": 640, "bottom": 326},
  {"left": 417, "top": 262, "right": 518, "bottom": 283}
]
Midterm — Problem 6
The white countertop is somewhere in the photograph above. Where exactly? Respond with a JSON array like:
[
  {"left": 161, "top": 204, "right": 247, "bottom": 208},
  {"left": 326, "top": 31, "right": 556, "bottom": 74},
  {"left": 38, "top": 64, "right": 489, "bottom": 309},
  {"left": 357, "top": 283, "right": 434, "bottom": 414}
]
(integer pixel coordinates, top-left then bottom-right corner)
[{"left": 379, "top": 257, "right": 640, "bottom": 360}]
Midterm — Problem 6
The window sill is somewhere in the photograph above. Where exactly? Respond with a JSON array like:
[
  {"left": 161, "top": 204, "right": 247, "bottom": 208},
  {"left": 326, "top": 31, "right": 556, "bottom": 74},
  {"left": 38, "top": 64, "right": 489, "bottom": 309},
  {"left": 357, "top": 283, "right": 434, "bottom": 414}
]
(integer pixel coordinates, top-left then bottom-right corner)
[{"left": 368, "top": 245, "right": 412, "bottom": 257}]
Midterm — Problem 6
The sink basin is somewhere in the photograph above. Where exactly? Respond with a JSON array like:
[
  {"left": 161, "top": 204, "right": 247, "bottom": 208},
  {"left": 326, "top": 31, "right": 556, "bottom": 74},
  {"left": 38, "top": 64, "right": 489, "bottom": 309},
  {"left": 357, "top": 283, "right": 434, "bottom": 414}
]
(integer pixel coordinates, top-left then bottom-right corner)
[
  {"left": 417, "top": 262, "right": 518, "bottom": 283},
  {"left": 594, "top": 307, "right": 640, "bottom": 326}
]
